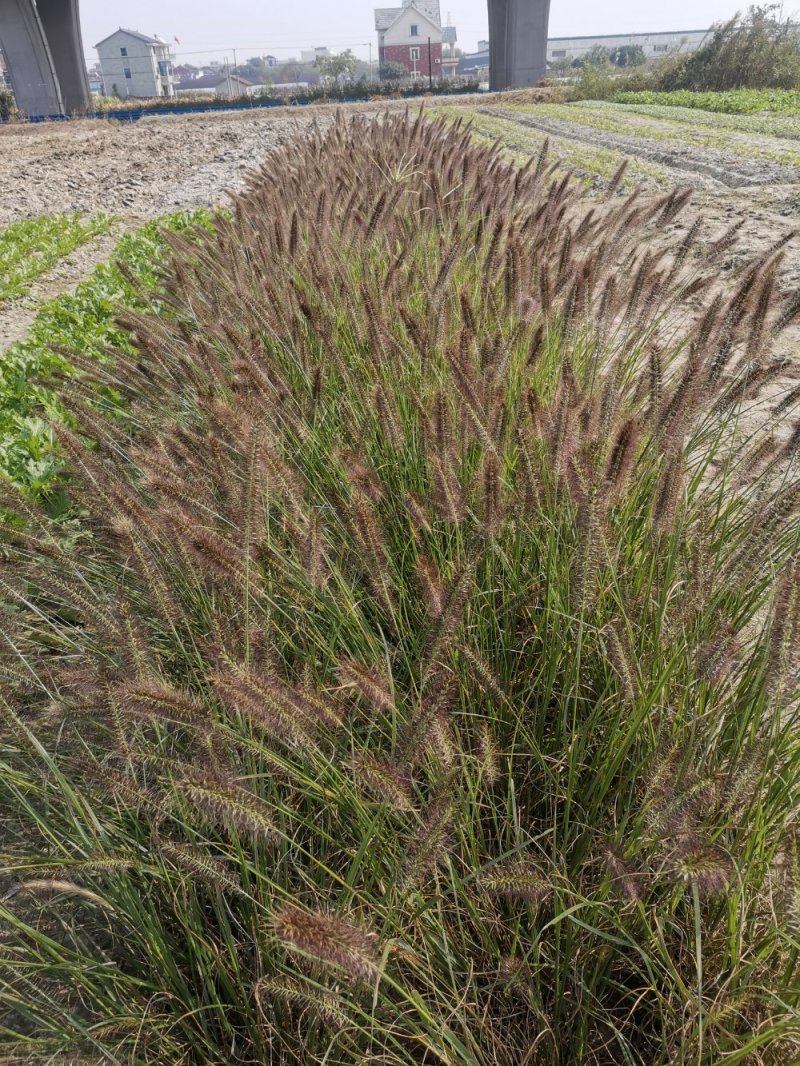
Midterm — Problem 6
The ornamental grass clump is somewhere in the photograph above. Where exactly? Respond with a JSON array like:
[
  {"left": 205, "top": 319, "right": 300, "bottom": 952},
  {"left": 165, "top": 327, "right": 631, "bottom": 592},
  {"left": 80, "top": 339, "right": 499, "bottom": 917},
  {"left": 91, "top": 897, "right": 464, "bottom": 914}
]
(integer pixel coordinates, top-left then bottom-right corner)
[{"left": 0, "top": 110, "right": 798, "bottom": 1064}]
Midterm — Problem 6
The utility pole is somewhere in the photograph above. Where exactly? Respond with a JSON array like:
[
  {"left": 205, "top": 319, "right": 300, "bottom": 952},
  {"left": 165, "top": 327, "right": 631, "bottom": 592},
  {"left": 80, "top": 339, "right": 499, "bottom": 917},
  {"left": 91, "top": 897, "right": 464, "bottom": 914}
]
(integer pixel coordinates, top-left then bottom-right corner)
[{"left": 428, "top": 36, "right": 433, "bottom": 90}]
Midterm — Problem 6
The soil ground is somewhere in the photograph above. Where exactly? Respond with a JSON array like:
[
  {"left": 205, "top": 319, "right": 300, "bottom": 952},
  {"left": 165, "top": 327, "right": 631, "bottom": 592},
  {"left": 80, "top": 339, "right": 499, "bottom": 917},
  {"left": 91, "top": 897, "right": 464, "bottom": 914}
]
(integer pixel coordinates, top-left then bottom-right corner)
[{"left": 3, "top": 93, "right": 800, "bottom": 405}]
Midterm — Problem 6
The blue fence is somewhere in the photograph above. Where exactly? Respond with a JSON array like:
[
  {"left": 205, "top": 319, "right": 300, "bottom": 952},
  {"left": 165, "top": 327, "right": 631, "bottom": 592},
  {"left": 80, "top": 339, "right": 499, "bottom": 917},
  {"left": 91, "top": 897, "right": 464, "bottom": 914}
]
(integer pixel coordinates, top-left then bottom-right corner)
[{"left": 5, "top": 85, "right": 480, "bottom": 125}]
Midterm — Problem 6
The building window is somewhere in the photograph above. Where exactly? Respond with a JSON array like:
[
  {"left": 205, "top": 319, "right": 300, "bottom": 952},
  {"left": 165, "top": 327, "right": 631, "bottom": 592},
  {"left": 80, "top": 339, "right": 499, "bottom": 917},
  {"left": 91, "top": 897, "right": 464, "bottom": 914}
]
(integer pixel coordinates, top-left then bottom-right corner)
[
  {"left": 551, "top": 49, "right": 566, "bottom": 58},
  {"left": 410, "top": 24, "right": 419, "bottom": 36},
  {"left": 124, "top": 67, "right": 132, "bottom": 79},
  {"left": 120, "top": 47, "right": 127, "bottom": 56},
  {"left": 158, "top": 61, "right": 169, "bottom": 77},
  {"left": 410, "top": 46, "right": 420, "bottom": 61},
  {"left": 653, "top": 44, "right": 668, "bottom": 52}
]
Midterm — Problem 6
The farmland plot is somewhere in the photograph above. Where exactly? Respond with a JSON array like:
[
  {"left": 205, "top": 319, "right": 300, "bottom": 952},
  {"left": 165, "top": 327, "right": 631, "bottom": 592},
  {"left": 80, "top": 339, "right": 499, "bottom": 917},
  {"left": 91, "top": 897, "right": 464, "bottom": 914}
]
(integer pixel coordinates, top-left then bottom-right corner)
[{"left": 435, "top": 98, "right": 800, "bottom": 425}]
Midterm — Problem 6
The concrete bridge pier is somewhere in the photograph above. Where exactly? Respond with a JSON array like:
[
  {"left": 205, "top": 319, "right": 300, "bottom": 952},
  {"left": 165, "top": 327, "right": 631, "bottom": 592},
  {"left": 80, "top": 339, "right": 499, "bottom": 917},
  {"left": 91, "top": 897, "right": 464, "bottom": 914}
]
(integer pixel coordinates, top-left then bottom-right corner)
[
  {"left": 0, "top": 0, "right": 90, "bottom": 117},
  {"left": 488, "top": 0, "right": 552, "bottom": 91}
]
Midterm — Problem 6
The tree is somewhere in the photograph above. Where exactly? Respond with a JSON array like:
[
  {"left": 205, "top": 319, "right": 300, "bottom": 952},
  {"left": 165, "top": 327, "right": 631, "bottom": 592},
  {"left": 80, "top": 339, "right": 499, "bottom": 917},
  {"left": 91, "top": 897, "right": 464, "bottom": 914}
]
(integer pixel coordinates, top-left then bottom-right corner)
[
  {"left": 573, "top": 44, "right": 611, "bottom": 69},
  {"left": 278, "top": 62, "right": 304, "bottom": 84},
  {"left": 235, "top": 55, "right": 267, "bottom": 80},
  {"left": 610, "top": 44, "right": 646, "bottom": 68},
  {"left": 0, "top": 87, "right": 15, "bottom": 120},
  {"left": 379, "top": 59, "right": 408, "bottom": 82},
  {"left": 316, "top": 49, "right": 357, "bottom": 83}
]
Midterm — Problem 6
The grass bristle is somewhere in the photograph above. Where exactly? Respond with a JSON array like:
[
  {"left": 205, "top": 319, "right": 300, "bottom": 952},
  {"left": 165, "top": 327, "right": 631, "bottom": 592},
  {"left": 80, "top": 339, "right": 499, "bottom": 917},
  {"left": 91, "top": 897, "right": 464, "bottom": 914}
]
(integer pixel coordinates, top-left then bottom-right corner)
[{"left": 272, "top": 904, "right": 379, "bottom": 983}]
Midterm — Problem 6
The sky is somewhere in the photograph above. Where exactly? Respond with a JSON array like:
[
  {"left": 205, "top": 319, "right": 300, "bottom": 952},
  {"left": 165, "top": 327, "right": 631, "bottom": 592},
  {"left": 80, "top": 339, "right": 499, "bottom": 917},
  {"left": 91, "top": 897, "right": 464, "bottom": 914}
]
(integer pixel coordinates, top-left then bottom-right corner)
[{"left": 79, "top": 0, "right": 785, "bottom": 66}]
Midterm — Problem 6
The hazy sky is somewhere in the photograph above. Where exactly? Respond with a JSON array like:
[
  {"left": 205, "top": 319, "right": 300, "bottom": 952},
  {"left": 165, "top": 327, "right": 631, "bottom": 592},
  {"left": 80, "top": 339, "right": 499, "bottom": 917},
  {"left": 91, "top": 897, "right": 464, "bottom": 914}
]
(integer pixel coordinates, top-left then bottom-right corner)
[{"left": 79, "top": 0, "right": 781, "bottom": 65}]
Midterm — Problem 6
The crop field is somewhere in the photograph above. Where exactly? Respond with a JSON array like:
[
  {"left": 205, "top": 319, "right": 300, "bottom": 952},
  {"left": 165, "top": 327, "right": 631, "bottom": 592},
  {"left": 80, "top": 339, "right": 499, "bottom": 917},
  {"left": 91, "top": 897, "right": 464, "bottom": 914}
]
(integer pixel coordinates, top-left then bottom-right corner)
[
  {"left": 0, "top": 214, "right": 111, "bottom": 305},
  {"left": 0, "top": 95, "right": 799, "bottom": 1064},
  {"left": 433, "top": 98, "right": 800, "bottom": 186},
  {"left": 433, "top": 97, "right": 800, "bottom": 408},
  {"left": 616, "top": 87, "right": 800, "bottom": 114}
]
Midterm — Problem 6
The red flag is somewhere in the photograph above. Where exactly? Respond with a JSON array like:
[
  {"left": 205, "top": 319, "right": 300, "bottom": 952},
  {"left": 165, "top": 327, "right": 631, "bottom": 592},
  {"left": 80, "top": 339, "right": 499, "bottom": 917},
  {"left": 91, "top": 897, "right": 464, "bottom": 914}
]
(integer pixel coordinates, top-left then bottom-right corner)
[{"left": 174, "top": 36, "right": 180, "bottom": 44}]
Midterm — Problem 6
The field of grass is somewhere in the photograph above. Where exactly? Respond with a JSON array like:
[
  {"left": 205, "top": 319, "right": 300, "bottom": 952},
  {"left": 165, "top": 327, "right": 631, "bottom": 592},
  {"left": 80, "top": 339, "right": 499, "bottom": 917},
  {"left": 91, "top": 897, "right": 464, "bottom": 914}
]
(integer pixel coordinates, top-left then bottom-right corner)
[
  {"left": 615, "top": 87, "right": 800, "bottom": 115},
  {"left": 0, "top": 113, "right": 797, "bottom": 1065},
  {"left": 432, "top": 103, "right": 671, "bottom": 187},
  {"left": 0, "top": 211, "right": 216, "bottom": 500},
  {"left": 0, "top": 213, "right": 111, "bottom": 304}
]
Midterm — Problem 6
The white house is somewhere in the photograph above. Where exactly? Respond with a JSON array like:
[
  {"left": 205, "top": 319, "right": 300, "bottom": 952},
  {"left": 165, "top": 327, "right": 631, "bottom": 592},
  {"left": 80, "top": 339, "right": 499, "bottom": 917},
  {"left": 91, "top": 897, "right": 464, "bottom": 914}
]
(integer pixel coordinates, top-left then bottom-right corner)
[
  {"left": 176, "top": 73, "right": 259, "bottom": 97},
  {"left": 375, "top": 0, "right": 447, "bottom": 79},
  {"left": 95, "top": 28, "right": 175, "bottom": 99}
]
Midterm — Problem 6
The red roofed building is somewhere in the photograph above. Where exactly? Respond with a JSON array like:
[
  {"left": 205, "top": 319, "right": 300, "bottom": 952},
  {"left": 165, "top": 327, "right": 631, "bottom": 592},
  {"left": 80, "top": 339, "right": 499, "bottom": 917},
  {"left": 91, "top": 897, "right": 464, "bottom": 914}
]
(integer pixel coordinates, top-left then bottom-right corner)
[{"left": 375, "top": 0, "right": 446, "bottom": 79}]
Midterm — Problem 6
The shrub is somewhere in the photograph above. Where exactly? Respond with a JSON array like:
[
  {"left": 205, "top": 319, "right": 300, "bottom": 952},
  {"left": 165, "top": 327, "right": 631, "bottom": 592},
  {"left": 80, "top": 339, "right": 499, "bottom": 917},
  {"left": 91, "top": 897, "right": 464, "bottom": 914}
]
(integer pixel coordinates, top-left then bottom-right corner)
[
  {"left": 0, "top": 87, "right": 15, "bottom": 121},
  {"left": 379, "top": 60, "right": 410, "bottom": 82},
  {"left": 610, "top": 44, "right": 646, "bottom": 68},
  {"left": 0, "top": 112, "right": 799, "bottom": 1064},
  {"left": 653, "top": 4, "right": 800, "bottom": 91},
  {"left": 568, "top": 62, "right": 651, "bottom": 101}
]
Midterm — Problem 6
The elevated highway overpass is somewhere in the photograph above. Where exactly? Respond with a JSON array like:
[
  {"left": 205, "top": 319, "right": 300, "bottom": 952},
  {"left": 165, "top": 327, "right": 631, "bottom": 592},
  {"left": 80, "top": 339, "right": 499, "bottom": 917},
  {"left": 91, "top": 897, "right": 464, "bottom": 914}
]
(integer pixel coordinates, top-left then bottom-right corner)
[
  {"left": 0, "top": 0, "right": 89, "bottom": 117},
  {"left": 489, "top": 0, "right": 552, "bottom": 90}
]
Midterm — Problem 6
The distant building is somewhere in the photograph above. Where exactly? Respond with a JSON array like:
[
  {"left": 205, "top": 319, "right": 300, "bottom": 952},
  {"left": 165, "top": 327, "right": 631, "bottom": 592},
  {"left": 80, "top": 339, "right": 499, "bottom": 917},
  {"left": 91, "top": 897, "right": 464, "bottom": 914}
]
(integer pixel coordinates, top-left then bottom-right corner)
[
  {"left": 442, "top": 23, "right": 458, "bottom": 78},
  {"left": 176, "top": 72, "right": 259, "bottom": 97},
  {"left": 457, "top": 28, "right": 711, "bottom": 78},
  {"left": 301, "top": 46, "right": 331, "bottom": 64},
  {"left": 375, "top": 0, "right": 450, "bottom": 79},
  {"left": 95, "top": 28, "right": 175, "bottom": 98},
  {"left": 546, "top": 28, "right": 710, "bottom": 65},
  {"left": 456, "top": 41, "right": 489, "bottom": 80}
]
